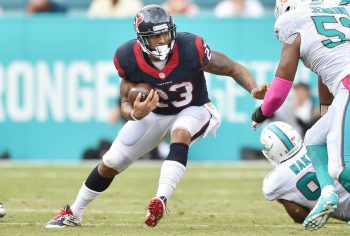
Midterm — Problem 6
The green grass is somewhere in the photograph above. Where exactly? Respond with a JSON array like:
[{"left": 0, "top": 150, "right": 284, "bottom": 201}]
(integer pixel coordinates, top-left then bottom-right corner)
[{"left": 0, "top": 162, "right": 348, "bottom": 235}]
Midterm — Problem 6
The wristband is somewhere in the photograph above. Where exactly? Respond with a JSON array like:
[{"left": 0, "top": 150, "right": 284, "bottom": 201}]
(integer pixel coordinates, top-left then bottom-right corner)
[{"left": 130, "top": 110, "right": 139, "bottom": 121}]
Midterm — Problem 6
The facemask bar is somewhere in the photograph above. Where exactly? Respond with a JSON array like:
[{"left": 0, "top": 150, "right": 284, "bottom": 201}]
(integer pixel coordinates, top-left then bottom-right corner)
[{"left": 138, "top": 25, "right": 176, "bottom": 60}]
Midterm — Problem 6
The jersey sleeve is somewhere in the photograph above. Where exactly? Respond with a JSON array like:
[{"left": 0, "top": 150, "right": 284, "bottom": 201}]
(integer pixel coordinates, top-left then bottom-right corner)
[
  {"left": 195, "top": 36, "right": 212, "bottom": 68},
  {"left": 262, "top": 170, "right": 285, "bottom": 201},
  {"left": 274, "top": 13, "right": 298, "bottom": 44},
  {"left": 113, "top": 40, "right": 138, "bottom": 82},
  {"left": 113, "top": 52, "right": 126, "bottom": 79}
]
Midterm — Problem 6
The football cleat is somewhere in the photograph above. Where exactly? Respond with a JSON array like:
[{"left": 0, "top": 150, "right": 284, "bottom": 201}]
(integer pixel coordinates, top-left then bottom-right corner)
[
  {"left": 144, "top": 197, "right": 169, "bottom": 227},
  {"left": 0, "top": 203, "right": 6, "bottom": 218},
  {"left": 303, "top": 191, "right": 338, "bottom": 231},
  {"left": 45, "top": 204, "right": 81, "bottom": 228}
]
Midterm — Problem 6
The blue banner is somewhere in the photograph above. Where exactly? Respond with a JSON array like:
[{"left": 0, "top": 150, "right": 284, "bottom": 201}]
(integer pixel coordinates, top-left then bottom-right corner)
[{"left": 0, "top": 16, "right": 316, "bottom": 161}]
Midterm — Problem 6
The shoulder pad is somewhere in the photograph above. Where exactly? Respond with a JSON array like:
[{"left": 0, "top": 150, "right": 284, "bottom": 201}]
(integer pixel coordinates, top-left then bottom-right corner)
[{"left": 274, "top": 13, "right": 297, "bottom": 43}]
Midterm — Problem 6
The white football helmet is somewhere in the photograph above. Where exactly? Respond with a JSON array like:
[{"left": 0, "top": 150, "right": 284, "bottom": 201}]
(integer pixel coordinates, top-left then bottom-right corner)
[
  {"left": 274, "top": 0, "right": 328, "bottom": 19},
  {"left": 260, "top": 121, "right": 303, "bottom": 166}
]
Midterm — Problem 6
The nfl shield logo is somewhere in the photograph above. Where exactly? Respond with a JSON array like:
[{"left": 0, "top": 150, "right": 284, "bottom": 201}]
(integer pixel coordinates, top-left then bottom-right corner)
[{"left": 159, "top": 73, "right": 165, "bottom": 79}]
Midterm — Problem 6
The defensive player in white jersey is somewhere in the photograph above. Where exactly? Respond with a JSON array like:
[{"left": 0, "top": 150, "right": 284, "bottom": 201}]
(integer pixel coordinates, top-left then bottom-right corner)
[
  {"left": 261, "top": 122, "right": 350, "bottom": 224},
  {"left": 251, "top": 0, "right": 350, "bottom": 230}
]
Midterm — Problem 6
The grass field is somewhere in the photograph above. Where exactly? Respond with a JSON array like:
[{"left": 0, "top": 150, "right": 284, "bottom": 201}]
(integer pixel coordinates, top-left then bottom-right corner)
[{"left": 0, "top": 161, "right": 348, "bottom": 235}]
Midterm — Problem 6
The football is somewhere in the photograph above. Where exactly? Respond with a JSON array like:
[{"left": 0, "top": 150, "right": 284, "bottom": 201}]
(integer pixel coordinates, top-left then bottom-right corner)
[{"left": 128, "top": 83, "right": 153, "bottom": 106}]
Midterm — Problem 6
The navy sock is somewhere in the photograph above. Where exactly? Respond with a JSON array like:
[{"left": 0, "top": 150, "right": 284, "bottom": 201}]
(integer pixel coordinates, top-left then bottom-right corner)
[
  {"left": 85, "top": 165, "right": 114, "bottom": 192},
  {"left": 166, "top": 143, "right": 189, "bottom": 166}
]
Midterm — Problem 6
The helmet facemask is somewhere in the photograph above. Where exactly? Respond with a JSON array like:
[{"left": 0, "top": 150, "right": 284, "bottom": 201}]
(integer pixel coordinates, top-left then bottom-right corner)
[
  {"left": 137, "top": 25, "right": 176, "bottom": 61},
  {"left": 134, "top": 5, "right": 177, "bottom": 61}
]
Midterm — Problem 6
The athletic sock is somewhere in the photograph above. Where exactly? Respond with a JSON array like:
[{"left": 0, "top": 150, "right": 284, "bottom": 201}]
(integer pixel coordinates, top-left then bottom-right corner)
[
  {"left": 156, "top": 160, "right": 186, "bottom": 200},
  {"left": 70, "top": 182, "right": 101, "bottom": 220},
  {"left": 306, "top": 145, "right": 334, "bottom": 189},
  {"left": 339, "top": 166, "right": 350, "bottom": 182},
  {"left": 70, "top": 165, "right": 114, "bottom": 219}
]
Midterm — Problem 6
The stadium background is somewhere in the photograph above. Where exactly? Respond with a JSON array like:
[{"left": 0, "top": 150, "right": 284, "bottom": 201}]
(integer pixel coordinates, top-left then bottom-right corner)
[{"left": 0, "top": 0, "right": 317, "bottom": 161}]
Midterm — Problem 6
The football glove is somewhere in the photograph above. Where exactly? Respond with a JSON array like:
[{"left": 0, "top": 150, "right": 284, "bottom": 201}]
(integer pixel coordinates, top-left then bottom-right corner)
[{"left": 251, "top": 106, "right": 269, "bottom": 130}]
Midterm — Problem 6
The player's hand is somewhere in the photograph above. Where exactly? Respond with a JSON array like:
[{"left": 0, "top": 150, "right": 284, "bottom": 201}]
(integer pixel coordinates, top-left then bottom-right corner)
[
  {"left": 133, "top": 89, "right": 159, "bottom": 119},
  {"left": 251, "top": 106, "right": 269, "bottom": 130},
  {"left": 251, "top": 83, "right": 269, "bottom": 100}
]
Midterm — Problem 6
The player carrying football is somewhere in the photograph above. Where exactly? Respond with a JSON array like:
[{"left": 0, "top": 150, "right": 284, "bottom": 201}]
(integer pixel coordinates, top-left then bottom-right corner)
[{"left": 45, "top": 4, "right": 267, "bottom": 228}]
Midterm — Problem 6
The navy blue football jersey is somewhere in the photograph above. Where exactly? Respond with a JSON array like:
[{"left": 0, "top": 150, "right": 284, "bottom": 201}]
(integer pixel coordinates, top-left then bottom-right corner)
[{"left": 113, "top": 32, "right": 211, "bottom": 115}]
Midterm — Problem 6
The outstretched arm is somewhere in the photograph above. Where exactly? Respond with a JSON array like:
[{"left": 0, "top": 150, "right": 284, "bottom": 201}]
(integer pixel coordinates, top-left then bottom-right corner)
[
  {"left": 201, "top": 51, "right": 257, "bottom": 94},
  {"left": 251, "top": 34, "right": 301, "bottom": 129},
  {"left": 277, "top": 199, "right": 310, "bottom": 224}
]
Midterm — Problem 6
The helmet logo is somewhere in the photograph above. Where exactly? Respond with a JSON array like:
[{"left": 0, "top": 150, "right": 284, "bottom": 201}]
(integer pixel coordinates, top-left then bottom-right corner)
[
  {"left": 261, "top": 139, "right": 273, "bottom": 151},
  {"left": 135, "top": 12, "right": 144, "bottom": 31}
]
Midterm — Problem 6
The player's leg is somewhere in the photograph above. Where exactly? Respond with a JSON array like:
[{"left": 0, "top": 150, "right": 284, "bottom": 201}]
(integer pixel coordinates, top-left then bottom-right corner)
[
  {"left": 334, "top": 92, "right": 350, "bottom": 183},
  {"left": 303, "top": 90, "right": 350, "bottom": 230},
  {"left": 145, "top": 105, "right": 218, "bottom": 227},
  {"left": 46, "top": 113, "right": 170, "bottom": 228}
]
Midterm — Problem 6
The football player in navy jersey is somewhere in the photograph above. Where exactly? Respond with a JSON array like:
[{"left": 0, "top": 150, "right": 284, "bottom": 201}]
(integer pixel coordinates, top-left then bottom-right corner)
[{"left": 45, "top": 5, "right": 268, "bottom": 229}]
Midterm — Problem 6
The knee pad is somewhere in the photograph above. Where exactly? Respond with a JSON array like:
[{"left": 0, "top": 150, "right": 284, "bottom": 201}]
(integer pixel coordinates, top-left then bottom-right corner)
[{"left": 102, "top": 140, "right": 132, "bottom": 173}]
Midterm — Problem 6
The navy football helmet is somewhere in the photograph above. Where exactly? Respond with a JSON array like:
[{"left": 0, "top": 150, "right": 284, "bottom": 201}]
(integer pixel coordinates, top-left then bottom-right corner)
[{"left": 134, "top": 5, "right": 176, "bottom": 60}]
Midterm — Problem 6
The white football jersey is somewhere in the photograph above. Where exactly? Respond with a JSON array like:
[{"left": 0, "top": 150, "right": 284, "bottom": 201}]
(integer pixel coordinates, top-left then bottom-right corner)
[
  {"left": 274, "top": 5, "right": 350, "bottom": 95},
  {"left": 263, "top": 146, "right": 350, "bottom": 221}
]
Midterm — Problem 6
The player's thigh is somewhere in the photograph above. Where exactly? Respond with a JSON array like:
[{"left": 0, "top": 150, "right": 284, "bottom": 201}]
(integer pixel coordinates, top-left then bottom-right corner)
[
  {"left": 304, "top": 111, "right": 331, "bottom": 146},
  {"left": 103, "top": 113, "right": 172, "bottom": 172},
  {"left": 327, "top": 90, "right": 350, "bottom": 178},
  {"left": 170, "top": 106, "right": 211, "bottom": 143}
]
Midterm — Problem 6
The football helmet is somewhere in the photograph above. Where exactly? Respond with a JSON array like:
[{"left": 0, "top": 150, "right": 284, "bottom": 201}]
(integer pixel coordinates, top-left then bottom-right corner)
[
  {"left": 134, "top": 5, "right": 176, "bottom": 61},
  {"left": 260, "top": 121, "right": 303, "bottom": 166},
  {"left": 274, "top": 0, "right": 315, "bottom": 19}
]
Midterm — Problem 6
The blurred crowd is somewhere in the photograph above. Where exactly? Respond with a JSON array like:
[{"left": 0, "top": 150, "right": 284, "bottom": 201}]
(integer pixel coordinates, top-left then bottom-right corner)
[{"left": 0, "top": 0, "right": 275, "bottom": 17}]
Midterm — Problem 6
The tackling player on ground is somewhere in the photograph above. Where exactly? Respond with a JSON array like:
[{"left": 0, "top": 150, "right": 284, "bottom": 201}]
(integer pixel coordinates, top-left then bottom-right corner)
[
  {"left": 251, "top": 0, "right": 350, "bottom": 230},
  {"left": 45, "top": 5, "right": 267, "bottom": 228},
  {"left": 261, "top": 122, "right": 350, "bottom": 224}
]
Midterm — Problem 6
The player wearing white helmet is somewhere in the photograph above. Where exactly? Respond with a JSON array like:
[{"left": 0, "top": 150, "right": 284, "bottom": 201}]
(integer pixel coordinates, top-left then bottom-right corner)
[
  {"left": 262, "top": 122, "right": 350, "bottom": 224},
  {"left": 251, "top": 0, "right": 350, "bottom": 231}
]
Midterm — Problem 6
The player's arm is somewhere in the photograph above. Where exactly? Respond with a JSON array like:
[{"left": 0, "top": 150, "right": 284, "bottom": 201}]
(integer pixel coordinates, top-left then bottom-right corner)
[
  {"left": 318, "top": 78, "right": 334, "bottom": 116},
  {"left": 277, "top": 199, "right": 310, "bottom": 223},
  {"left": 251, "top": 34, "right": 301, "bottom": 129},
  {"left": 120, "top": 79, "right": 159, "bottom": 120},
  {"left": 201, "top": 51, "right": 257, "bottom": 94},
  {"left": 120, "top": 79, "right": 136, "bottom": 120},
  {"left": 275, "top": 35, "right": 300, "bottom": 81}
]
